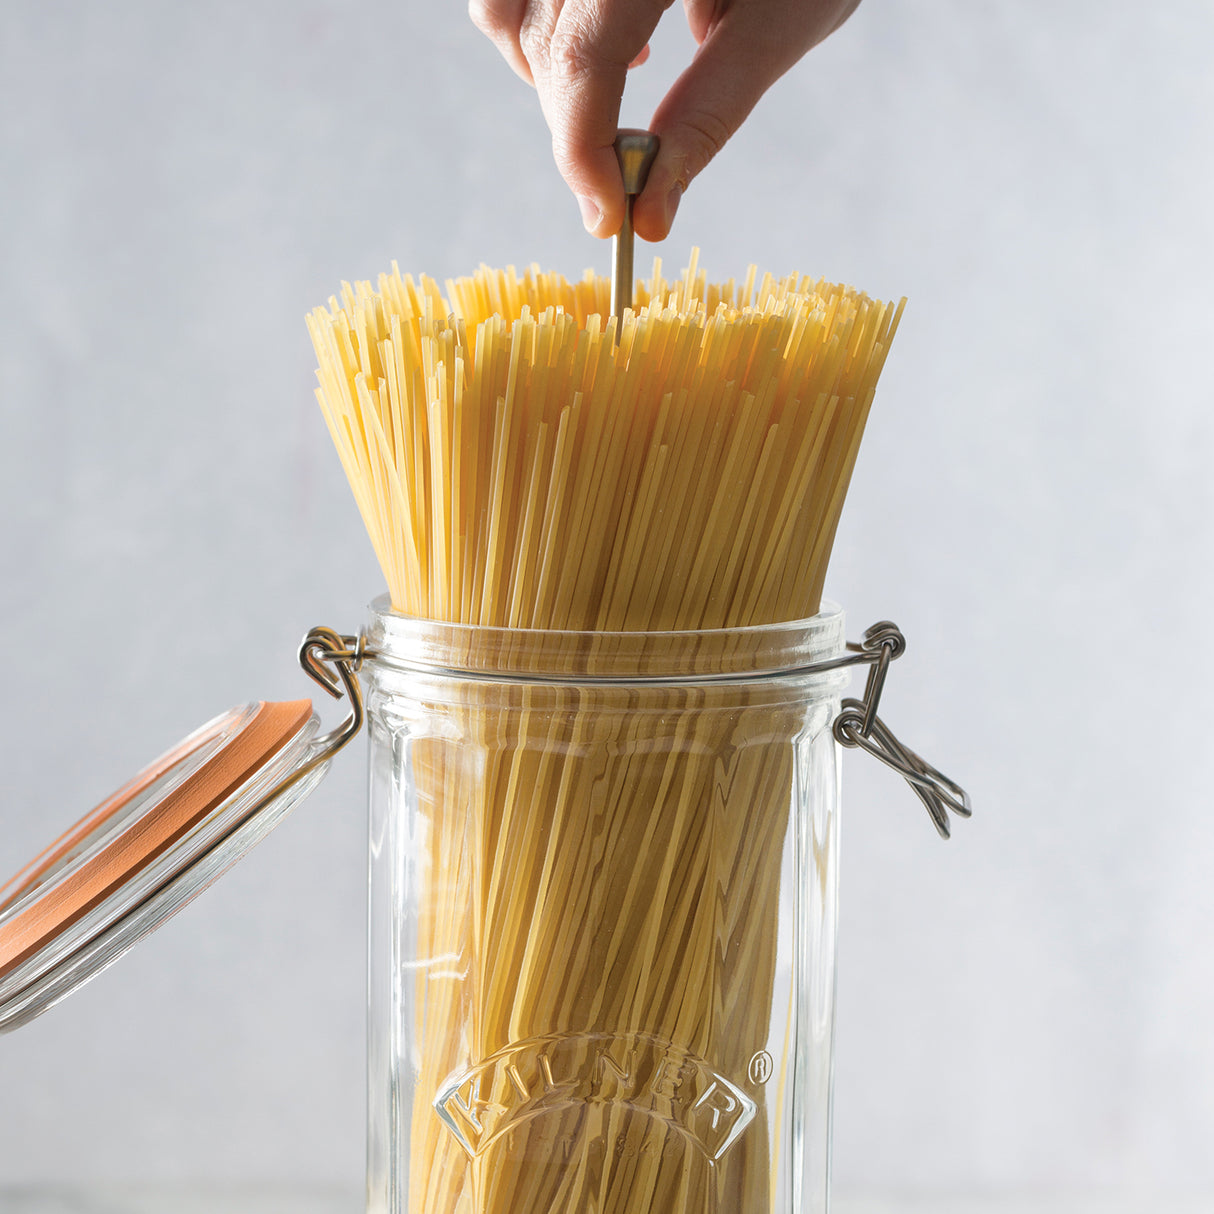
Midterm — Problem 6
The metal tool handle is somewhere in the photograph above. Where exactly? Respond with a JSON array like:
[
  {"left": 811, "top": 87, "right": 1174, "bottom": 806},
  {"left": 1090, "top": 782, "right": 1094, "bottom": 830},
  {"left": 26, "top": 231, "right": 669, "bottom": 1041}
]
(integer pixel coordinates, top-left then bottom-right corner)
[{"left": 611, "top": 130, "right": 660, "bottom": 327}]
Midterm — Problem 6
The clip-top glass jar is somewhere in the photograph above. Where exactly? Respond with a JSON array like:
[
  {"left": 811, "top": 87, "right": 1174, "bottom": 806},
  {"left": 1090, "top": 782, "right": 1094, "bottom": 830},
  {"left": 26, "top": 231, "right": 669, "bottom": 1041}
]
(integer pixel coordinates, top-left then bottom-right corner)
[
  {"left": 0, "top": 605, "right": 966, "bottom": 1211},
  {"left": 363, "top": 598, "right": 851, "bottom": 1214}
]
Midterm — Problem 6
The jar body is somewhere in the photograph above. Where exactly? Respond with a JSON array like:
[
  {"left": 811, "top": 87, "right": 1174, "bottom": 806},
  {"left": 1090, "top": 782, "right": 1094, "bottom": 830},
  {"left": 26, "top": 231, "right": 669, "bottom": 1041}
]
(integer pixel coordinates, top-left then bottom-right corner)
[{"left": 364, "top": 603, "right": 846, "bottom": 1214}]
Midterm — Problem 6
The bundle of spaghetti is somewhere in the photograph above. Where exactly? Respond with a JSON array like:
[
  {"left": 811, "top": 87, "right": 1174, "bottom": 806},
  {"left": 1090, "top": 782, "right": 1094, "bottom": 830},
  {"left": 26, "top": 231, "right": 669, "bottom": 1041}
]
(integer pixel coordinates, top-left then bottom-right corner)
[
  {"left": 308, "top": 251, "right": 901, "bottom": 633},
  {"left": 309, "top": 254, "right": 901, "bottom": 1214}
]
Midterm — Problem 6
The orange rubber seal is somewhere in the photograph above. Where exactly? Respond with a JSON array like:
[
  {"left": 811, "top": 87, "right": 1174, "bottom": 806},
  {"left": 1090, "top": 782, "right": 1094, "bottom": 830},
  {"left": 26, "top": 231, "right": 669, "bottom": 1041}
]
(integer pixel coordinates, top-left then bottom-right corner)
[{"left": 0, "top": 699, "right": 311, "bottom": 982}]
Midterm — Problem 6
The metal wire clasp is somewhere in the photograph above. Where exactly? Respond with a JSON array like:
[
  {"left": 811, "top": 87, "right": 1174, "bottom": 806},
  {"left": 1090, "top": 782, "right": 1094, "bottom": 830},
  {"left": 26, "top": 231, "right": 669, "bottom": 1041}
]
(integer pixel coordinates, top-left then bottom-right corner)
[
  {"left": 223, "top": 628, "right": 369, "bottom": 823},
  {"left": 832, "top": 622, "right": 972, "bottom": 839},
  {"left": 298, "top": 626, "right": 368, "bottom": 759}
]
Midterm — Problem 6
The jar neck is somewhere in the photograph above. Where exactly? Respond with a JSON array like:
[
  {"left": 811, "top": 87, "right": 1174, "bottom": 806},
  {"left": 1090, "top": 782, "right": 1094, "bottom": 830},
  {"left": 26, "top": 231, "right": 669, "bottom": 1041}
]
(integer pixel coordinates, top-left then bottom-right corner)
[{"left": 364, "top": 597, "right": 847, "bottom": 686}]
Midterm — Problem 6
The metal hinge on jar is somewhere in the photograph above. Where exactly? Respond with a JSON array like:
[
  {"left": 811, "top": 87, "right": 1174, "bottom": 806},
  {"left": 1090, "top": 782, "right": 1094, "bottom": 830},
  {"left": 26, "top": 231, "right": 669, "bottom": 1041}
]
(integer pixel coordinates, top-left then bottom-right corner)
[{"left": 830, "top": 621, "right": 972, "bottom": 839}]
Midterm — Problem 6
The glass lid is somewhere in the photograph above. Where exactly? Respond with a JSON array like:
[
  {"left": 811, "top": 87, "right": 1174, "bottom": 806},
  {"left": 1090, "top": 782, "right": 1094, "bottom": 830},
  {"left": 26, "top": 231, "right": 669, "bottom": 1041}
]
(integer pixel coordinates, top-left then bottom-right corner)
[
  {"left": 0, "top": 626, "right": 368, "bottom": 1033},
  {"left": 0, "top": 701, "right": 323, "bottom": 1032}
]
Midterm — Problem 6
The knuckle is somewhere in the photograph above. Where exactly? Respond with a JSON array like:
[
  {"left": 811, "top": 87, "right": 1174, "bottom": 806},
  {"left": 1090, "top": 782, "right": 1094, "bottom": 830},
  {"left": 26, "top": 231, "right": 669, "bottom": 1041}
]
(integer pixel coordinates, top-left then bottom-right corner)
[
  {"left": 546, "top": 24, "right": 604, "bottom": 80},
  {"left": 548, "top": 133, "right": 582, "bottom": 178},
  {"left": 679, "top": 108, "right": 734, "bottom": 166},
  {"left": 518, "top": 11, "right": 551, "bottom": 61}
]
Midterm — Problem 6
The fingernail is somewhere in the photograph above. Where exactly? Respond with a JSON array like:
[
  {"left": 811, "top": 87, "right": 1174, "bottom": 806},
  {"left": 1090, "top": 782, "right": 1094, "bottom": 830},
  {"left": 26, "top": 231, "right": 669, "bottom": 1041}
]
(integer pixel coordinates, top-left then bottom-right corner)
[
  {"left": 663, "top": 184, "right": 683, "bottom": 234},
  {"left": 577, "top": 195, "right": 602, "bottom": 235}
]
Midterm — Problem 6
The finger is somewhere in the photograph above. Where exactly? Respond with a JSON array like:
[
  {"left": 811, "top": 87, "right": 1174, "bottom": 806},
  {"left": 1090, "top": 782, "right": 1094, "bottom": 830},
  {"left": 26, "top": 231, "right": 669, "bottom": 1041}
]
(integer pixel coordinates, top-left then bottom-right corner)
[
  {"left": 469, "top": 0, "right": 538, "bottom": 85},
  {"left": 527, "top": 0, "right": 674, "bottom": 237},
  {"left": 629, "top": 42, "right": 652, "bottom": 67},
  {"left": 682, "top": 0, "right": 722, "bottom": 45},
  {"left": 634, "top": 0, "right": 858, "bottom": 241},
  {"left": 828, "top": 0, "right": 863, "bottom": 37},
  {"left": 682, "top": 0, "right": 856, "bottom": 44}
]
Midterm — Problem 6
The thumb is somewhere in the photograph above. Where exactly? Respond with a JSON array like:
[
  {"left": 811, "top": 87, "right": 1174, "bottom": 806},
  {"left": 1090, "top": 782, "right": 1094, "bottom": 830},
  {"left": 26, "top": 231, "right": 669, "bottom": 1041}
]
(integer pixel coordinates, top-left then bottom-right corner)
[
  {"left": 632, "top": 5, "right": 823, "bottom": 242},
  {"left": 530, "top": 0, "right": 671, "bottom": 238}
]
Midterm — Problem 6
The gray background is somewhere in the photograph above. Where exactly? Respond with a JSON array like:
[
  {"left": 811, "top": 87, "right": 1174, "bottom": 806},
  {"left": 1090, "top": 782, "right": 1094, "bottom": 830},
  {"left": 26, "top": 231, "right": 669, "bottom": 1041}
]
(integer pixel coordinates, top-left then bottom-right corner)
[{"left": 1, "top": 0, "right": 1212, "bottom": 1204}]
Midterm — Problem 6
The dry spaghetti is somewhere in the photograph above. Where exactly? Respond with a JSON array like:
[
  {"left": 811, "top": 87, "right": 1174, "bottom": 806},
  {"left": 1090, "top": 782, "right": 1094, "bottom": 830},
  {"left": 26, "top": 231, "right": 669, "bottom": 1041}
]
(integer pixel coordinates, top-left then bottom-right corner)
[
  {"left": 308, "top": 252, "right": 901, "bottom": 629},
  {"left": 309, "top": 254, "right": 902, "bottom": 1214}
]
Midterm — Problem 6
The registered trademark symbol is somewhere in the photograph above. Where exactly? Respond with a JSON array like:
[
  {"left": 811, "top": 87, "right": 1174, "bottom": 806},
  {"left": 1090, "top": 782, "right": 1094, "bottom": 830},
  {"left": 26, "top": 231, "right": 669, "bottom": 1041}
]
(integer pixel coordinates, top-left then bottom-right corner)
[{"left": 748, "top": 1050, "right": 773, "bottom": 1085}]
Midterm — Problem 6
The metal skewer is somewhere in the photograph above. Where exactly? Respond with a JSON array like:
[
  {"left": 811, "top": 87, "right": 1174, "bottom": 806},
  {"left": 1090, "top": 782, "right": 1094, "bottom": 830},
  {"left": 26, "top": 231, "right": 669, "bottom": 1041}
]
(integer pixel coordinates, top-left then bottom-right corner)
[{"left": 610, "top": 129, "right": 660, "bottom": 330}]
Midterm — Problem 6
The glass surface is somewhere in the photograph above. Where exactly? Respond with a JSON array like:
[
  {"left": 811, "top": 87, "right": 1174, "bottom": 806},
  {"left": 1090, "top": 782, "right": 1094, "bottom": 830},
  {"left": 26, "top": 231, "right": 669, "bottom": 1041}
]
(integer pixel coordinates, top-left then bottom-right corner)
[
  {"left": 364, "top": 602, "right": 847, "bottom": 1214},
  {"left": 0, "top": 709, "right": 325, "bottom": 1033},
  {"left": 0, "top": 707, "right": 250, "bottom": 924}
]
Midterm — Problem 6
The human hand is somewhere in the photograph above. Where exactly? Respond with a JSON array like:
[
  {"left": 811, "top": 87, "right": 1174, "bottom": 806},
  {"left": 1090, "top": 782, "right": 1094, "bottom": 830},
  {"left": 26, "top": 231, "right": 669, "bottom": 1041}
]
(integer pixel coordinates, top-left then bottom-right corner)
[{"left": 469, "top": 0, "right": 861, "bottom": 242}]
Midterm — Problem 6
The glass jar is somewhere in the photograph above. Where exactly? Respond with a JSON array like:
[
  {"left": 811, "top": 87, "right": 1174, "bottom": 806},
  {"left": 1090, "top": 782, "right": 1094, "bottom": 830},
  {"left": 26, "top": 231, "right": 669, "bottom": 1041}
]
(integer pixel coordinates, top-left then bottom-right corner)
[
  {"left": 363, "top": 599, "right": 850, "bottom": 1214},
  {"left": 0, "top": 602, "right": 965, "bottom": 1207}
]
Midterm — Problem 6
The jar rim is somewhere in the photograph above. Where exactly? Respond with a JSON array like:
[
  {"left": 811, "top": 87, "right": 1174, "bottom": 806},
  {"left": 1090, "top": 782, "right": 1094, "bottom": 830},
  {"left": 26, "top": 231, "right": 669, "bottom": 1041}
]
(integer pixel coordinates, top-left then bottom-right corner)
[
  {"left": 364, "top": 595, "right": 848, "bottom": 685},
  {"left": 368, "top": 594, "right": 841, "bottom": 639}
]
